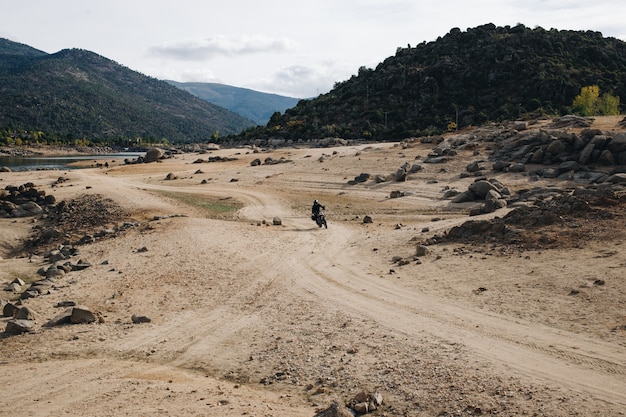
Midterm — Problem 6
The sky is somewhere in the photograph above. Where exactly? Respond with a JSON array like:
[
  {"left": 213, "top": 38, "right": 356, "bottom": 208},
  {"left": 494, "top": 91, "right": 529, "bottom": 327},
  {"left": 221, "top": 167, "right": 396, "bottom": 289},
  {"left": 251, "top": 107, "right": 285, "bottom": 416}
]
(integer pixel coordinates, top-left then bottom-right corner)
[{"left": 2, "top": 0, "right": 625, "bottom": 99}]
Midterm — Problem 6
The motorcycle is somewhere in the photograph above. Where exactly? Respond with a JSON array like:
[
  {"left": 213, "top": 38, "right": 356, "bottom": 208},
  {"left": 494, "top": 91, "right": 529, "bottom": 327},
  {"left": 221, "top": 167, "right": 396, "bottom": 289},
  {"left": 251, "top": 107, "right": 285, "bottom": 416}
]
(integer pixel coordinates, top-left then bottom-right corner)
[{"left": 312, "top": 211, "right": 328, "bottom": 228}]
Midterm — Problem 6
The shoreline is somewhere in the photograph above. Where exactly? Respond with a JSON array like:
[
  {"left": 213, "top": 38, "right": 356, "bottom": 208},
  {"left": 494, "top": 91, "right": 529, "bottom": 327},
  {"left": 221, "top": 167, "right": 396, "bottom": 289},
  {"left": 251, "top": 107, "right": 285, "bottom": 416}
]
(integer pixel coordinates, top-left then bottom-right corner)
[{"left": 0, "top": 145, "right": 132, "bottom": 157}]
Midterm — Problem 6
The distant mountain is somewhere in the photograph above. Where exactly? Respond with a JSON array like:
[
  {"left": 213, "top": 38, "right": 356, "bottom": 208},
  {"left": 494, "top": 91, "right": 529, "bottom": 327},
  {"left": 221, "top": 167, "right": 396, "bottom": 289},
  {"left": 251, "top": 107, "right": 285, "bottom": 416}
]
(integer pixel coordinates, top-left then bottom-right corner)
[
  {"left": 236, "top": 23, "right": 626, "bottom": 142},
  {"left": 166, "top": 81, "right": 301, "bottom": 125},
  {"left": 0, "top": 39, "right": 255, "bottom": 144}
]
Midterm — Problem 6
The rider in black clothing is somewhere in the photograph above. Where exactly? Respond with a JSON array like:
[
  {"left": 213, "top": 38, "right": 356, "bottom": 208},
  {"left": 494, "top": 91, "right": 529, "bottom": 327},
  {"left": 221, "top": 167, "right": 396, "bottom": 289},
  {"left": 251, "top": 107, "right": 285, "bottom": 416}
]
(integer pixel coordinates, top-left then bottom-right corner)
[{"left": 312, "top": 199, "right": 325, "bottom": 219}]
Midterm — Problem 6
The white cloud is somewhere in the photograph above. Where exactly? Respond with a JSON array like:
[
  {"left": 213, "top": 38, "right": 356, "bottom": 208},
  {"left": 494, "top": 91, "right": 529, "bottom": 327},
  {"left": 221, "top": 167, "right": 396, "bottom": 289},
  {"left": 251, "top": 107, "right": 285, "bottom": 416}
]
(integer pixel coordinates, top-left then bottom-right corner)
[
  {"left": 247, "top": 62, "right": 357, "bottom": 98},
  {"left": 148, "top": 35, "right": 298, "bottom": 61}
]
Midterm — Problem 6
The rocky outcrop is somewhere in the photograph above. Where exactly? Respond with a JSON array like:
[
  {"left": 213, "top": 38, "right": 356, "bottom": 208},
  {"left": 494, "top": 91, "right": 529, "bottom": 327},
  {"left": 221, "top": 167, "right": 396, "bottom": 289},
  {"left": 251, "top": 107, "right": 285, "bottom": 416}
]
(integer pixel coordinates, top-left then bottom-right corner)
[
  {"left": 314, "top": 391, "right": 383, "bottom": 416},
  {"left": 0, "top": 183, "right": 57, "bottom": 218},
  {"left": 449, "top": 178, "right": 510, "bottom": 216}
]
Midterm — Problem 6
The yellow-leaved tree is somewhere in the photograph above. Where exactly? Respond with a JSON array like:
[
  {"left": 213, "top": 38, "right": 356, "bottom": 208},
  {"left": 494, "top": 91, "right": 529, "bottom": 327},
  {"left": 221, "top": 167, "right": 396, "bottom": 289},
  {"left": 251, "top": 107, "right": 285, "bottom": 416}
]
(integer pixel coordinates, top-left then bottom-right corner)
[{"left": 572, "top": 85, "right": 621, "bottom": 116}]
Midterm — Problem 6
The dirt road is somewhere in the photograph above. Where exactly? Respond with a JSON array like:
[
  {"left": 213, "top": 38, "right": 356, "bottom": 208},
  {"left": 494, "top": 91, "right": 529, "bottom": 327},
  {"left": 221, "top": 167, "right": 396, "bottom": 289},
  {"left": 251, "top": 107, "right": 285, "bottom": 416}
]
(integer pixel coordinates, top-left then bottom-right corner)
[{"left": 1, "top": 137, "right": 625, "bottom": 416}]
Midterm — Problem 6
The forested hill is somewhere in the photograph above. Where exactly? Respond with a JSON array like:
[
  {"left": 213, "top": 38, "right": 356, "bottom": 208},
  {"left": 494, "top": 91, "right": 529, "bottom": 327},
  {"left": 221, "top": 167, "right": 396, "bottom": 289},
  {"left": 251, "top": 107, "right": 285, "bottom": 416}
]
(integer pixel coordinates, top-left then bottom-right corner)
[
  {"left": 236, "top": 23, "right": 626, "bottom": 142},
  {"left": 0, "top": 39, "right": 255, "bottom": 144}
]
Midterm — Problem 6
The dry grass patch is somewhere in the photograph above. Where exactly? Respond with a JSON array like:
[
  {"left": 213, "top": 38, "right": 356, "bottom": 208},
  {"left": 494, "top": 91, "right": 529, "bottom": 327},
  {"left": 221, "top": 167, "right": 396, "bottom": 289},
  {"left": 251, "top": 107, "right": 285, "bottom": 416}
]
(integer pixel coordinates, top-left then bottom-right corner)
[{"left": 153, "top": 190, "right": 243, "bottom": 220}]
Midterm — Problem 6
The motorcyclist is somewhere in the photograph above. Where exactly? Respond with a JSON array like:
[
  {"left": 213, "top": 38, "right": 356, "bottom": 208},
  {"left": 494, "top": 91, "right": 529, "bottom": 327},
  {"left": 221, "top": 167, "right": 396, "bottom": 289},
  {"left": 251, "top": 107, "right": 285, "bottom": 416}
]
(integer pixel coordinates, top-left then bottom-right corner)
[{"left": 311, "top": 199, "right": 325, "bottom": 220}]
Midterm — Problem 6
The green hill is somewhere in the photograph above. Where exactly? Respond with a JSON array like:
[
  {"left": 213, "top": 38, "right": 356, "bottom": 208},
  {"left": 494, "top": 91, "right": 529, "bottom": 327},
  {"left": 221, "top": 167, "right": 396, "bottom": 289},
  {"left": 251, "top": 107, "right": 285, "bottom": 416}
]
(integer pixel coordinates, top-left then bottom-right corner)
[
  {"left": 235, "top": 23, "right": 626, "bottom": 142},
  {"left": 0, "top": 39, "right": 255, "bottom": 144},
  {"left": 166, "top": 81, "right": 301, "bottom": 125}
]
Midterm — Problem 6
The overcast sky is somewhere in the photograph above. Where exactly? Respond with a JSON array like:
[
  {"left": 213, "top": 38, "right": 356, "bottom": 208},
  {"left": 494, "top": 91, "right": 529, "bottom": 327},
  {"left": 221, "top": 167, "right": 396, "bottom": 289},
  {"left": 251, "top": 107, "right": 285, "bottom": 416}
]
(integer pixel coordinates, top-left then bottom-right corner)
[{"left": 3, "top": 1, "right": 625, "bottom": 98}]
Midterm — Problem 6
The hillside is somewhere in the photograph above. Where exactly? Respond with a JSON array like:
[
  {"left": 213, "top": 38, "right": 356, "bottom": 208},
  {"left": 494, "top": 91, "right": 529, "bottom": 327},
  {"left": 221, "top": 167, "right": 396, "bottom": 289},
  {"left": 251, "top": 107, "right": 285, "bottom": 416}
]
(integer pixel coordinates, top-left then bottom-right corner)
[
  {"left": 0, "top": 39, "right": 255, "bottom": 144},
  {"left": 236, "top": 23, "right": 626, "bottom": 142},
  {"left": 166, "top": 81, "right": 301, "bottom": 125}
]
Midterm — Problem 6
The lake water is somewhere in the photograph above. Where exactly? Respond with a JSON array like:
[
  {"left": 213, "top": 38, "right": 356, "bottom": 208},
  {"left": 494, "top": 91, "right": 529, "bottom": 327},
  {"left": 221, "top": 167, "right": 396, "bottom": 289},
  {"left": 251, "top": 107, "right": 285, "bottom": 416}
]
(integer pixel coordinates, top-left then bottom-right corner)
[{"left": 0, "top": 153, "right": 145, "bottom": 171}]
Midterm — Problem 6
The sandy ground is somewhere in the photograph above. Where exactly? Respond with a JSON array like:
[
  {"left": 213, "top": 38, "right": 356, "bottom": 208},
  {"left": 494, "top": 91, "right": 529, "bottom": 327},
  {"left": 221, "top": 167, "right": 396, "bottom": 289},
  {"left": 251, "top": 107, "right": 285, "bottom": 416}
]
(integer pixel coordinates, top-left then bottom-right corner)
[{"left": 1, "top": 118, "right": 625, "bottom": 416}]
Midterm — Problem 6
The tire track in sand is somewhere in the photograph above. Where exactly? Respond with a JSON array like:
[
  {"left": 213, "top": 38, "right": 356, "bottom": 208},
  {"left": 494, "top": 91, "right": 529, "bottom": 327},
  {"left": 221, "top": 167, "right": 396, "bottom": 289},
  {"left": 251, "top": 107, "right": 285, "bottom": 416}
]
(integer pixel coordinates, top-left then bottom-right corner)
[{"left": 280, "top": 218, "right": 626, "bottom": 406}]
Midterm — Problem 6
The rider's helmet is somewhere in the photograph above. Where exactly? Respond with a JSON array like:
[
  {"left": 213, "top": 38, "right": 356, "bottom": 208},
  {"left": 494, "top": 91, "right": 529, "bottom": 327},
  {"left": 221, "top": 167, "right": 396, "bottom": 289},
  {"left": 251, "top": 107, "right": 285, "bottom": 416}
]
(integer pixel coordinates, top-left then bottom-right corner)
[{"left": 314, "top": 199, "right": 318, "bottom": 204}]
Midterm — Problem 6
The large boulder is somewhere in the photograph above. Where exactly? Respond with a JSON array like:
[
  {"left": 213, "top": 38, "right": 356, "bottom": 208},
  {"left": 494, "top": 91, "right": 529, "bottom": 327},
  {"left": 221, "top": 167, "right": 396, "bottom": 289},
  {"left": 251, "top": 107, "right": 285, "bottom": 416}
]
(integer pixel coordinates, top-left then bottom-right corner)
[
  {"left": 468, "top": 180, "right": 499, "bottom": 199},
  {"left": 607, "top": 132, "right": 626, "bottom": 153},
  {"left": 143, "top": 148, "right": 164, "bottom": 163}
]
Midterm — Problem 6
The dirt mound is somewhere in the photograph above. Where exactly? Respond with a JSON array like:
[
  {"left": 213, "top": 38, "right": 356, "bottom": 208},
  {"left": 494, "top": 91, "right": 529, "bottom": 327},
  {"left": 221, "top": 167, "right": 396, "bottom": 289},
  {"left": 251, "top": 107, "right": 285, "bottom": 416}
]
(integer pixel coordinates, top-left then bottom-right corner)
[
  {"left": 432, "top": 185, "right": 626, "bottom": 251},
  {"left": 23, "top": 193, "right": 130, "bottom": 254}
]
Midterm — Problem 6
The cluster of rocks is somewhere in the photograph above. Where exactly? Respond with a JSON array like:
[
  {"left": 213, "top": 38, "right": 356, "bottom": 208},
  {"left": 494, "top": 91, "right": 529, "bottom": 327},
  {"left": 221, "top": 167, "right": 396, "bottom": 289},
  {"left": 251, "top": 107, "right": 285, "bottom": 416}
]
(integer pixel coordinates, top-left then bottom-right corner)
[
  {"left": 491, "top": 126, "right": 626, "bottom": 179},
  {"left": 2, "top": 245, "right": 92, "bottom": 302},
  {"left": 314, "top": 391, "right": 383, "bottom": 416},
  {"left": 2, "top": 302, "right": 99, "bottom": 335},
  {"left": 250, "top": 156, "right": 293, "bottom": 166},
  {"left": 24, "top": 193, "right": 134, "bottom": 252},
  {"left": 427, "top": 184, "right": 626, "bottom": 250},
  {"left": 0, "top": 183, "right": 57, "bottom": 218},
  {"left": 347, "top": 161, "right": 423, "bottom": 185},
  {"left": 446, "top": 178, "right": 511, "bottom": 216},
  {"left": 427, "top": 116, "right": 626, "bottom": 184},
  {"left": 394, "top": 161, "right": 423, "bottom": 181},
  {"left": 193, "top": 155, "right": 238, "bottom": 164},
  {"left": 391, "top": 244, "right": 430, "bottom": 268}
]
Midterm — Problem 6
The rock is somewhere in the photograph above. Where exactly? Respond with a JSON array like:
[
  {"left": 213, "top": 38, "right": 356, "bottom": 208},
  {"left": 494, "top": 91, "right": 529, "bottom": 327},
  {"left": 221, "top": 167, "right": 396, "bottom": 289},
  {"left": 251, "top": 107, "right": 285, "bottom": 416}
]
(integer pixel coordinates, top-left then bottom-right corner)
[
  {"left": 272, "top": 217, "right": 282, "bottom": 226},
  {"left": 250, "top": 158, "right": 261, "bottom": 166},
  {"left": 557, "top": 161, "right": 579, "bottom": 173},
  {"left": 20, "top": 201, "right": 43, "bottom": 215},
  {"left": 578, "top": 143, "right": 595, "bottom": 164},
  {"left": 46, "top": 266, "right": 66, "bottom": 279},
  {"left": 56, "top": 300, "right": 77, "bottom": 307},
  {"left": 416, "top": 245, "right": 429, "bottom": 256},
  {"left": 395, "top": 162, "right": 411, "bottom": 181},
  {"left": 11, "top": 278, "right": 26, "bottom": 286},
  {"left": 313, "top": 403, "right": 354, "bottom": 417},
  {"left": 2, "top": 302, "right": 19, "bottom": 317},
  {"left": 71, "top": 260, "right": 92, "bottom": 271},
  {"left": 607, "top": 132, "right": 626, "bottom": 153},
  {"left": 410, "top": 163, "right": 423, "bottom": 173},
  {"left": 354, "top": 173, "right": 371, "bottom": 183},
  {"left": 347, "top": 390, "right": 383, "bottom": 414},
  {"left": 485, "top": 189, "right": 503, "bottom": 201},
  {"left": 509, "top": 163, "right": 526, "bottom": 172},
  {"left": 492, "top": 160, "right": 510, "bottom": 172},
  {"left": 131, "top": 314, "right": 152, "bottom": 324},
  {"left": 510, "top": 120, "right": 528, "bottom": 131},
  {"left": 363, "top": 215, "right": 373, "bottom": 224},
  {"left": 597, "top": 150, "right": 615, "bottom": 165},
  {"left": 0, "top": 166, "right": 11, "bottom": 172},
  {"left": 45, "top": 310, "right": 73, "bottom": 327},
  {"left": 70, "top": 305, "right": 97, "bottom": 324},
  {"left": 48, "top": 250, "right": 66, "bottom": 263},
  {"left": 144, "top": 147, "right": 164, "bottom": 163},
  {"left": 4, "top": 282, "right": 21, "bottom": 292},
  {"left": 451, "top": 189, "right": 476, "bottom": 203},
  {"left": 605, "top": 173, "right": 626, "bottom": 184},
  {"left": 468, "top": 180, "right": 498, "bottom": 199},
  {"left": 15, "top": 306, "right": 37, "bottom": 320},
  {"left": 443, "top": 189, "right": 460, "bottom": 199},
  {"left": 466, "top": 161, "right": 482, "bottom": 172},
  {"left": 5, "top": 319, "right": 34, "bottom": 335},
  {"left": 78, "top": 234, "right": 96, "bottom": 244}
]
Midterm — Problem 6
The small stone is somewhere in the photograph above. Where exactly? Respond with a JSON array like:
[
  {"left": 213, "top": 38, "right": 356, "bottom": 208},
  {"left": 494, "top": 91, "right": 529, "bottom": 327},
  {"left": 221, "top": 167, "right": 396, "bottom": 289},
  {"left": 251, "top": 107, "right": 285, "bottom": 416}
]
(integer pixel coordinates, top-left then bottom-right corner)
[{"left": 131, "top": 314, "right": 152, "bottom": 324}]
